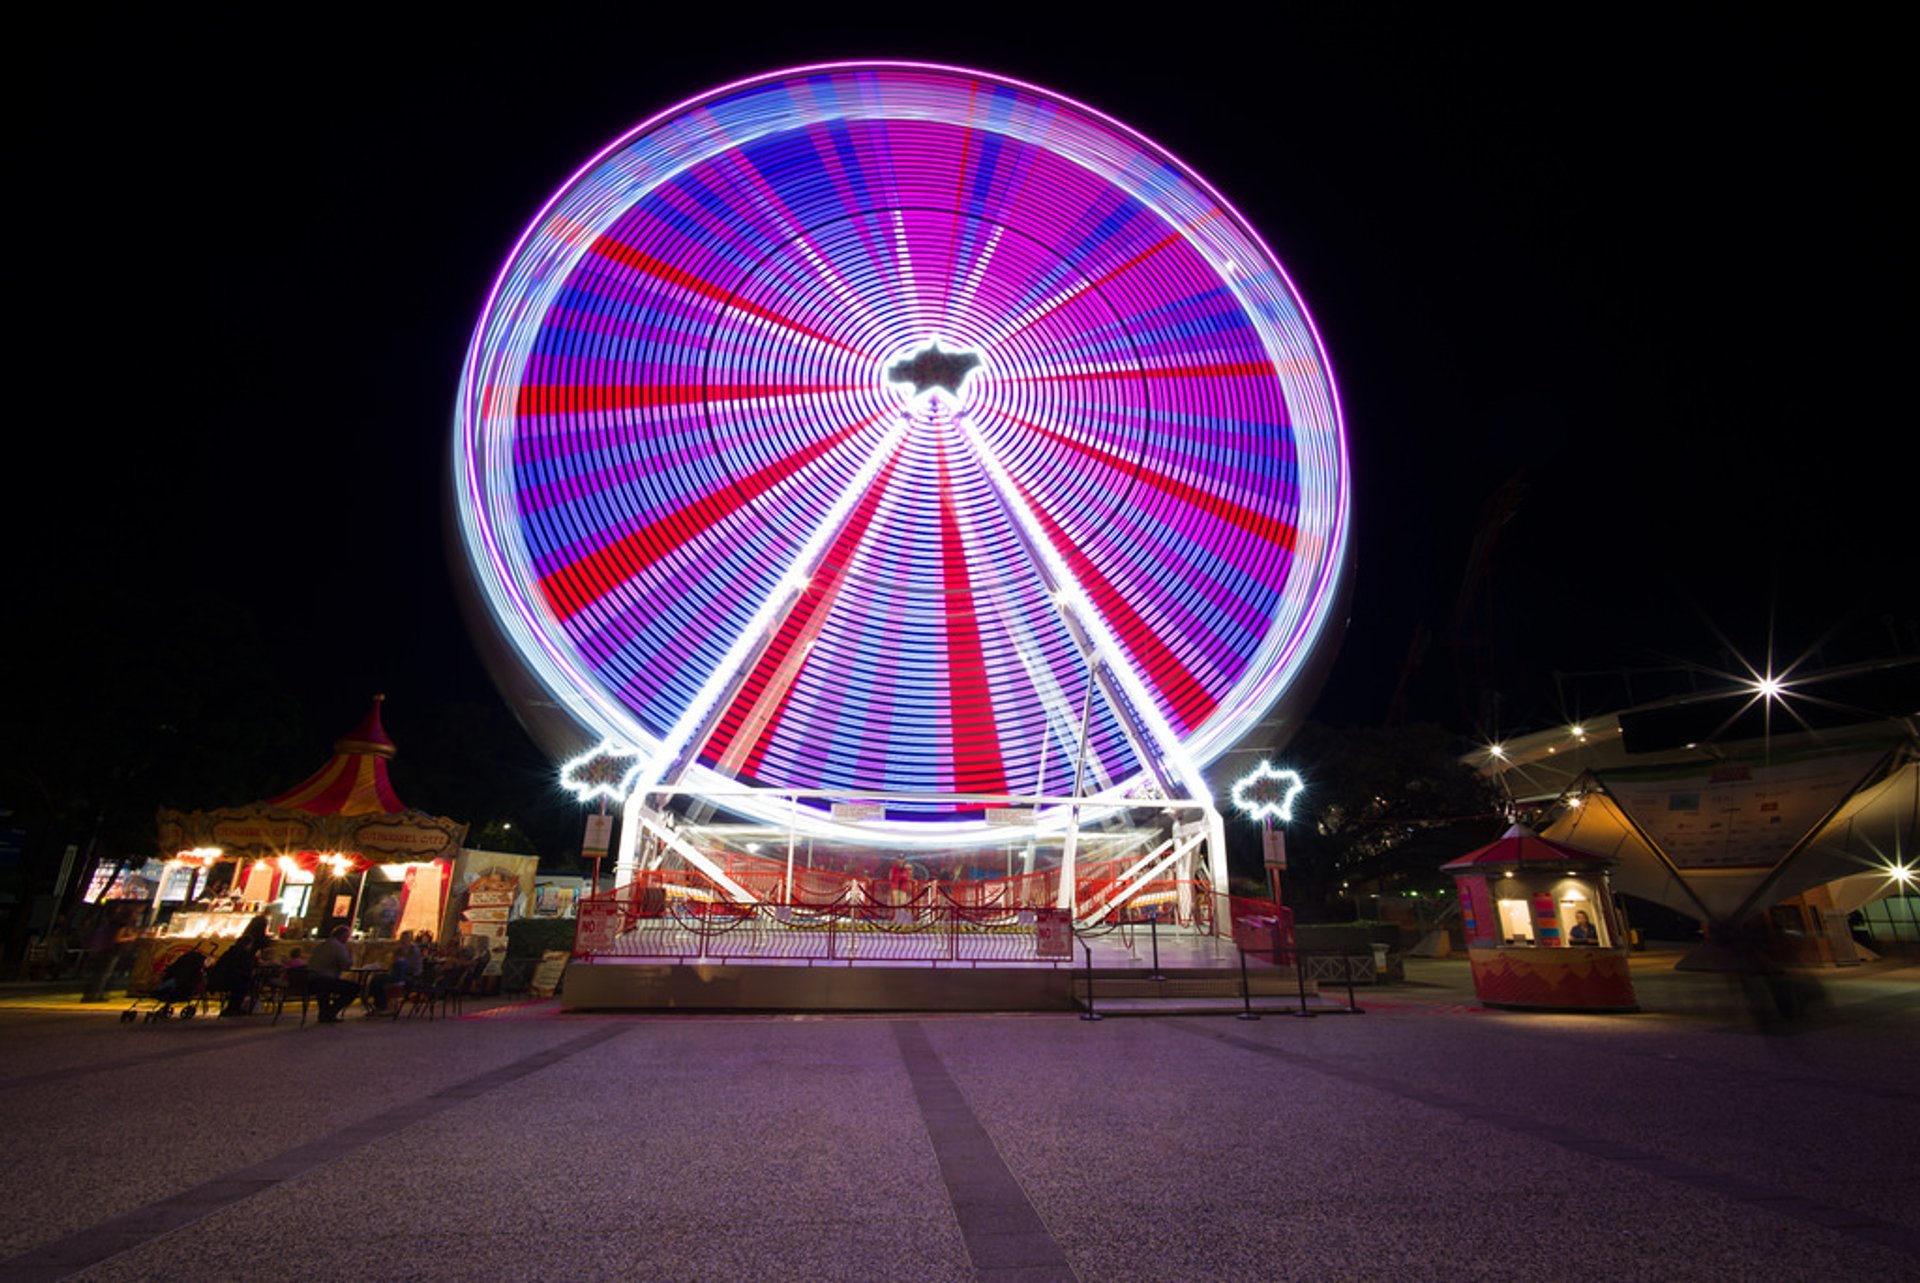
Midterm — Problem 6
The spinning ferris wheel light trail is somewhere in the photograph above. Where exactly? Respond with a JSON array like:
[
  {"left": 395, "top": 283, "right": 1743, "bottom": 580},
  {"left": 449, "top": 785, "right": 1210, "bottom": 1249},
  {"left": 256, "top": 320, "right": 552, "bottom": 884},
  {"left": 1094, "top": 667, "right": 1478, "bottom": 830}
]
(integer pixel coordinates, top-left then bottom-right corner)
[{"left": 453, "top": 62, "right": 1352, "bottom": 882}]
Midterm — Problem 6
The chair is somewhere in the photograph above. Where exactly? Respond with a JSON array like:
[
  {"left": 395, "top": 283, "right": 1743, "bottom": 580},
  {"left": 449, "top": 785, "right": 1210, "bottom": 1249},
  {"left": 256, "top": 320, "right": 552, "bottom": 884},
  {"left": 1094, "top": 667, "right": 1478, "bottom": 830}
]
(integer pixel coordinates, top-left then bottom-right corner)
[
  {"left": 436, "top": 962, "right": 481, "bottom": 1018},
  {"left": 268, "top": 967, "right": 314, "bottom": 1027},
  {"left": 396, "top": 960, "right": 444, "bottom": 1020}
]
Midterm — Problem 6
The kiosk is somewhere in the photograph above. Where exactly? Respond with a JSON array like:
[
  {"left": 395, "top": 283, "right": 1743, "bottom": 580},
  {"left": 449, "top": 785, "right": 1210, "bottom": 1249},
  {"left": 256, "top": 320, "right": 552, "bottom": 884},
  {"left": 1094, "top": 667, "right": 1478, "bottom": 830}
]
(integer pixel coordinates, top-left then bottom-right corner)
[{"left": 1442, "top": 825, "right": 1637, "bottom": 1012}]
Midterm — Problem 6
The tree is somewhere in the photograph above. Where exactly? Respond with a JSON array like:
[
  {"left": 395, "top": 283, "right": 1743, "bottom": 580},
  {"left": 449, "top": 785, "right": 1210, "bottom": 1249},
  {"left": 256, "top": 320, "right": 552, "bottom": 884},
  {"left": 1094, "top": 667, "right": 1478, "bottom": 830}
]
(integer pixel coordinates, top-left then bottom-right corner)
[{"left": 1231, "top": 722, "right": 1502, "bottom": 918}]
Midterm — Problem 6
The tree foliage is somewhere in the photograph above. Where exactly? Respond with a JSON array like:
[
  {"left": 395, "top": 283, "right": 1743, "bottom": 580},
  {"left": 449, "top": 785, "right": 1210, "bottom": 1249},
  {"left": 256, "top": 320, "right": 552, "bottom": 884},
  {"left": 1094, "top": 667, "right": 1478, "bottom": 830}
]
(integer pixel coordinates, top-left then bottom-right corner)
[{"left": 1230, "top": 722, "right": 1503, "bottom": 917}]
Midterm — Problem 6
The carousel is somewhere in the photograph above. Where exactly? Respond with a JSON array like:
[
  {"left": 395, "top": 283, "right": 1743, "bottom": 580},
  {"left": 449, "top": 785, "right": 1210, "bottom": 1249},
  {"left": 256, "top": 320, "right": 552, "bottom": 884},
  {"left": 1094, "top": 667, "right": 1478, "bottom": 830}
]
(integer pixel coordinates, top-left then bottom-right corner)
[{"left": 134, "top": 697, "right": 468, "bottom": 992}]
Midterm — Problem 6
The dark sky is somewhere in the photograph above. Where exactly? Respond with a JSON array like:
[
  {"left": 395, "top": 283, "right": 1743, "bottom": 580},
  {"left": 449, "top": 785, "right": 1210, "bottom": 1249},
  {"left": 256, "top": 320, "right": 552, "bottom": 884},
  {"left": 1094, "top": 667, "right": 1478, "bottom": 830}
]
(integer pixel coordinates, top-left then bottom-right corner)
[{"left": 25, "top": 10, "right": 1910, "bottom": 768}]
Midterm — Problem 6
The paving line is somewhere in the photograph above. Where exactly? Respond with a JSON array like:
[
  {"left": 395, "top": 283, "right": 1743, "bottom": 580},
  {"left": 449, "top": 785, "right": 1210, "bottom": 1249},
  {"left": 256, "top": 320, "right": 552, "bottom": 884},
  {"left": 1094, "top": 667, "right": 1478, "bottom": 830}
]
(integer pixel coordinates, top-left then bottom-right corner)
[
  {"left": 1168, "top": 1020, "right": 1920, "bottom": 1260},
  {"left": 0, "top": 1025, "right": 631, "bottom": 1282},
  {"left": 893, "top": 1021, "right": 1078, "bottom": 1282}
]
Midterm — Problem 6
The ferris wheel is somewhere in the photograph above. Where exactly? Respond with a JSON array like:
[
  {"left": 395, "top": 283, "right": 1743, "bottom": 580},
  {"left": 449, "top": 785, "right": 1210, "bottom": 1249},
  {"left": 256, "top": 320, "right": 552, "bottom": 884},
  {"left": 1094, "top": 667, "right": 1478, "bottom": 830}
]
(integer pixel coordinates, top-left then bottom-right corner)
[{"left": 453, "top": 62, "right": 1350, "bottom": 849}]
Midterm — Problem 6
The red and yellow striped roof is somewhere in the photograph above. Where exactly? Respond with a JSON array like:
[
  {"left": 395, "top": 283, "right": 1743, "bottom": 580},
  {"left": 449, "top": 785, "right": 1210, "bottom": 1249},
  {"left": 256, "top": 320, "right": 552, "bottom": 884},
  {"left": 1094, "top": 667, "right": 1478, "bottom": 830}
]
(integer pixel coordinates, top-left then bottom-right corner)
[{"left": 267, "top": 696, "right": 408, "bottom": 816}]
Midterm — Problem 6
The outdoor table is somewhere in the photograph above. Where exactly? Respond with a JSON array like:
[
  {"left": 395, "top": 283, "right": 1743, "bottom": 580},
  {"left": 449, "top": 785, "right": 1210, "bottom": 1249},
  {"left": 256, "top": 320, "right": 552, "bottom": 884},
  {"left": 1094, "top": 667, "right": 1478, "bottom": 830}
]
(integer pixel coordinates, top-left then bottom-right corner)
[{"left": 342, "top": 965, "right": 385, "bottom": 1009}]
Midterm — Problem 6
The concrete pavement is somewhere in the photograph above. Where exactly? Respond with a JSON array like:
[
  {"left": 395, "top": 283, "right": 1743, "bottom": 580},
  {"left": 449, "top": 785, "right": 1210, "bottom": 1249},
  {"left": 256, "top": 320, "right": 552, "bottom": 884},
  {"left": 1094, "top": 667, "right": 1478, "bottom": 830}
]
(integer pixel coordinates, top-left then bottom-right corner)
[{"left": 0, "top": 955, "right": 1913, "bottom": 1280}]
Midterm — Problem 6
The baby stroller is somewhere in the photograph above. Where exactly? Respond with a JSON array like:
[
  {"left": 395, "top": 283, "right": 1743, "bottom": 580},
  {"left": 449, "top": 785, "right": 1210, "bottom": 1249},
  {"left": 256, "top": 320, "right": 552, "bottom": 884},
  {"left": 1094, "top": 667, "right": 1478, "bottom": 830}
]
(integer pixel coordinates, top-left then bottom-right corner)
[{"left": 121, "top": 948, "right": 211, "bottom": 1024}]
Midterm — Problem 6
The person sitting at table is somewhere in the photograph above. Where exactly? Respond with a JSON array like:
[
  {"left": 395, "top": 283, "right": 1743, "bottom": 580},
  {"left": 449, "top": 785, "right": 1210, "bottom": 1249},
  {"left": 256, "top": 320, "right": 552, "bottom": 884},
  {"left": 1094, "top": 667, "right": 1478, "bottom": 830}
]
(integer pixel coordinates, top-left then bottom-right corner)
[
  {"left": 306, "top": 924, "right": 360, "bottom": 1023},
  {"left": 370, "top": 932, "right": 422, "bottom": 1013},
  {"left": 1568, "top": 910, "right": 1600, "bottom": 947}
]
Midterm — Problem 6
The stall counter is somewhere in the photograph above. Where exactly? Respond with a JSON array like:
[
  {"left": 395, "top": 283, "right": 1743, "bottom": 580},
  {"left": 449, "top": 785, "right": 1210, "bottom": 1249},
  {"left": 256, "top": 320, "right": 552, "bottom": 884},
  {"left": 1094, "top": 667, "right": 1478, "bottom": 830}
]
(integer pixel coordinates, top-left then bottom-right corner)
[{"left": 1465, "top": 944, "right": 1638, "bottom": 1012}]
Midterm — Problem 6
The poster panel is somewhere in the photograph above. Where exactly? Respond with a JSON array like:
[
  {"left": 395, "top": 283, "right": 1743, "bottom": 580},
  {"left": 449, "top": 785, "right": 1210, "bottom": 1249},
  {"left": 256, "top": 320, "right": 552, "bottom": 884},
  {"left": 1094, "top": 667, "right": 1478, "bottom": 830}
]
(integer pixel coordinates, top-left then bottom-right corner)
[{"left": 1600, "top": 748, "right": 1884, "bottom": 869}]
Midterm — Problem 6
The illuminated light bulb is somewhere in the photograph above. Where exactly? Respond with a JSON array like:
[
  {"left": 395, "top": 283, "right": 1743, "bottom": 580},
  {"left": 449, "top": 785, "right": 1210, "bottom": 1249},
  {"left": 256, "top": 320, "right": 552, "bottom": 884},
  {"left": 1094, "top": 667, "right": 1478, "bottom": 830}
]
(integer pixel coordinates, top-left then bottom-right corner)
[
  {"left": 1754, "top": 675, "right": 1784, "bottom": 700},
  {"left": 1488, "top": 744, "right": 1507, "bottom": 760}
]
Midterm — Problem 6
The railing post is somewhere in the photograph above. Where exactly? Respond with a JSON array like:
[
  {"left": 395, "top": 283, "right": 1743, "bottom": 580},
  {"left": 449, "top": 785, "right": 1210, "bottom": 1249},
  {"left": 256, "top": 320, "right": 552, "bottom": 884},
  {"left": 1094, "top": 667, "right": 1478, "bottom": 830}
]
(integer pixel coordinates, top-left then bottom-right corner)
[
  {"left": 1080, "top": 939, "right": 1102, "bottom": 1021},
  {"left": 1294, "top": 949, "right": 1316, "bottom": 1018},
  {"left": 1237, "top": 944, "right": 1260, "bottom": 1020},
  {"left": 1346, "top": 953, "right": 1363, "bottom": 1014},
  {"left": 1147, "top": 913, "right": 1165, "bottom": 982}
]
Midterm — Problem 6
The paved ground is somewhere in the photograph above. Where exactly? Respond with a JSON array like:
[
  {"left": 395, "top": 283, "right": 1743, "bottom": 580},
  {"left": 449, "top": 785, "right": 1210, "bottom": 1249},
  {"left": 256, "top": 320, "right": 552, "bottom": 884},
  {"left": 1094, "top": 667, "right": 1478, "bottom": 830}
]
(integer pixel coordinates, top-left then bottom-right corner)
[{"left": 0, "top": 953, "right": 1914, "bottom": 1281}]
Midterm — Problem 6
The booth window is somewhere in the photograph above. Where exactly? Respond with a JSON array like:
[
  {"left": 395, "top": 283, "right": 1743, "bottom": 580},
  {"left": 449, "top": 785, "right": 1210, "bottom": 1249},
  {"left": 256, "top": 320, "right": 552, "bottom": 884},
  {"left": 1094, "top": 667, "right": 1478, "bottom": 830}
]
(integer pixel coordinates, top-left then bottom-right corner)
[
  {"left": 1555, "top": 882, "right": 1606, "bottom": 947},
  {"left": 1496, "top": 898, "right": 1534, "bottom": 944}
]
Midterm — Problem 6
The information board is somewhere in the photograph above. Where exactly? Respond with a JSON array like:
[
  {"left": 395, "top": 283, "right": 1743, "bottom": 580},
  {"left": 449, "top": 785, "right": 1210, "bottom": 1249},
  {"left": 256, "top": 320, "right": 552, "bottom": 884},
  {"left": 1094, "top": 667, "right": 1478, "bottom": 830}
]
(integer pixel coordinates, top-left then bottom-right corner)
[
  {"left": 1034, "top": 908, "right": 1073, "bottom": 959},
  {"left": 574, "top": 900, "right": 618, "bottom": 955}
]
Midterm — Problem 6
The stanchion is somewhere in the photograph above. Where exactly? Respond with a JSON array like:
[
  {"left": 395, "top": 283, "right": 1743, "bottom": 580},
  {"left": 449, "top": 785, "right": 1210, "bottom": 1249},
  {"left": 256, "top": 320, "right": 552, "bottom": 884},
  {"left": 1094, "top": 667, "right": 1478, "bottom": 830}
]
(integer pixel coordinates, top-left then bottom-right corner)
[
  {"left": 1346, "top": 953, "right": 1363, "bottom": 1013},
  {"left": 1236, "top": 945, "right": 1260, "bottom": 1020},
  {"left": 1080, "top": 940, "right": 1103, "bottom": 1021},
  {"left": 1294, "top": 949, "right": 1316, "bottom": 1018},
  {"left": 1147, "top": 914, "right": 1165, "bottom": 982}
]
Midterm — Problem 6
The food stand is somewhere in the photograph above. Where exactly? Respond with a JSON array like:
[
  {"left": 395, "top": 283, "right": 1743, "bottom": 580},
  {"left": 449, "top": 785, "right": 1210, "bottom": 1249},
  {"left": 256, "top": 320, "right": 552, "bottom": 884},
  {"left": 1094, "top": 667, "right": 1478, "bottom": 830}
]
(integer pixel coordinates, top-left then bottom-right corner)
[
  {"left": 1442, "top": 824, "right": 1637, "bottom": 1012},
  {"left": 136, "top": 697, "right": 468, "bottom": 992}
]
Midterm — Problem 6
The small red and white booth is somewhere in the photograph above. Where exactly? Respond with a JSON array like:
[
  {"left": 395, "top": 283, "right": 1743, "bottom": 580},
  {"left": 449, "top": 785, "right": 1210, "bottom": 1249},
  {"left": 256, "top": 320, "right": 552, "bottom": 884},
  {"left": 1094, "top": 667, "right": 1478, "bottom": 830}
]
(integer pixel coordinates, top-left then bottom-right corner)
[{"left": 1442, "top": 825, "right": 1637, "bottom": 1012}]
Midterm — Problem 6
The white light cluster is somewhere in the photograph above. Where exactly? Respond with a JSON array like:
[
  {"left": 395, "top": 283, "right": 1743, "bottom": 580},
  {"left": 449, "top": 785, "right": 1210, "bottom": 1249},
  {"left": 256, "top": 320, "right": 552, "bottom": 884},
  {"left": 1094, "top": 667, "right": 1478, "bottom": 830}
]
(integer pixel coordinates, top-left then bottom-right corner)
[{"left": 1231, "top": 761, "right": 1305, "bottom": 823}]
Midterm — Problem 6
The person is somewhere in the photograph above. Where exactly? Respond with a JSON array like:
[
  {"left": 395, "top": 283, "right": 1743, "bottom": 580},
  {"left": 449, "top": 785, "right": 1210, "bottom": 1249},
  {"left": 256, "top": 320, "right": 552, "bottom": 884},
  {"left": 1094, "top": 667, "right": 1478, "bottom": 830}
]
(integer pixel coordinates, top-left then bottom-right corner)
[
  {"left": 1568, "top": 910, "right": 1599, "bottom": 947},
  {"left": 81, "top": 905, "right": 139, "bottom": 1002},
  {"left": 306, "top": 924, "right": 360, "bottom": 1023},
  {"left": 208, "top": 915, "right": 272, "bottom": 1016},
  {"left": 370, "top": 932, "right": 421, "bottom": 1013},
  {"left": 376, "top": 894, "right": 401, "bottom": 938}
]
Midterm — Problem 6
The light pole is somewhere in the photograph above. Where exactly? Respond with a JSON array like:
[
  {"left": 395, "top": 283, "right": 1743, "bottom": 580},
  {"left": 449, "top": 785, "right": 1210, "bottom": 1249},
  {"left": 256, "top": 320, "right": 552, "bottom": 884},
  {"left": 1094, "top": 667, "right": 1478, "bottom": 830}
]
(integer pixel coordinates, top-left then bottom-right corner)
[{"left": 1230, "top": 761, "right": 1305, "bottom": 908}]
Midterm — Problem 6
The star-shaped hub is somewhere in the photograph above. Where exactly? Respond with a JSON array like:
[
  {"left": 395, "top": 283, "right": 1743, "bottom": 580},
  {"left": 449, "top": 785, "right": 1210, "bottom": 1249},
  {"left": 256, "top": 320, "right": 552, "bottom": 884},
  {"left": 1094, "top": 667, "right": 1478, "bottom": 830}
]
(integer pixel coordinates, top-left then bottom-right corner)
[
  {"left": 1231, "top": 761, "right": 1306, "bottom": 824},
  {"left": 888, "top": 340, "right": 982, "bottom": 400}
]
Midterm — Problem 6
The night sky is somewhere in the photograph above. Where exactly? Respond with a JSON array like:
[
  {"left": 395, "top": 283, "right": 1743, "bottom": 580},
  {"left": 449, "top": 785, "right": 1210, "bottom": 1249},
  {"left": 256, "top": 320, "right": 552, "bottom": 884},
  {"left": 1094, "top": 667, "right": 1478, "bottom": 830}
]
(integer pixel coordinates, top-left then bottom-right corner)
[{"left": 24, "top": 11, "right": 1909, "bottom": 790}]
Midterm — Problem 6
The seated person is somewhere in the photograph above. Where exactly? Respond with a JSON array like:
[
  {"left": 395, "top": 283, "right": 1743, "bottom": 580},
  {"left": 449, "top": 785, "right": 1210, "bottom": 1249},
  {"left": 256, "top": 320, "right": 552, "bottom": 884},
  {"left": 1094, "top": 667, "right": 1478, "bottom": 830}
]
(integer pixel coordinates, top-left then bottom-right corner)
[
  {"left": 370, "top": 933, "right": 422, "bottom": 1012},
  {"left": 1568, "top": 910, "right": 1600, "bottom": 947},
  {"left": 305, "top": 924, "right": 361, "bottom": 1023},
  {"left": 207, "top": 921, "right": 270, "bottom": 1016}
]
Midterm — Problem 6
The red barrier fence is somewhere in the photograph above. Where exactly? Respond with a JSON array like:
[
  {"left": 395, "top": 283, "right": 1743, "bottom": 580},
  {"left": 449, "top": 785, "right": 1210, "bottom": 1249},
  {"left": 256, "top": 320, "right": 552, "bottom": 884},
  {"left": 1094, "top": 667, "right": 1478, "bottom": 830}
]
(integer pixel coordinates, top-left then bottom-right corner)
[{"left": 568, "top": 865, "right": 1238, "bottom": 965}]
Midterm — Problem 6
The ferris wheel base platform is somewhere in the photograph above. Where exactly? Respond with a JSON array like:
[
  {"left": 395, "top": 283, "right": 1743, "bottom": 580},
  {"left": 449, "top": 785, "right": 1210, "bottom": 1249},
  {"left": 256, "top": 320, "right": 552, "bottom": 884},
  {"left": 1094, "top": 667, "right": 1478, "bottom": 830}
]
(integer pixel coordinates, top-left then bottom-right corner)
[{"left": 558, "top": 957, "right": 1315, "bottom": 1014}]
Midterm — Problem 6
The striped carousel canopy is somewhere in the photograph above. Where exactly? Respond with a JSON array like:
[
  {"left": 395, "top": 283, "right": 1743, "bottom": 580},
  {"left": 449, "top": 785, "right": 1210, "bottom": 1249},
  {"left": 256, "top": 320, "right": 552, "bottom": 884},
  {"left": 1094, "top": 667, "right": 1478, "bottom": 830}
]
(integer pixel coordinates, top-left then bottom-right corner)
[{"left": 267, "top": 694, "right": 407, "bottom": 816}]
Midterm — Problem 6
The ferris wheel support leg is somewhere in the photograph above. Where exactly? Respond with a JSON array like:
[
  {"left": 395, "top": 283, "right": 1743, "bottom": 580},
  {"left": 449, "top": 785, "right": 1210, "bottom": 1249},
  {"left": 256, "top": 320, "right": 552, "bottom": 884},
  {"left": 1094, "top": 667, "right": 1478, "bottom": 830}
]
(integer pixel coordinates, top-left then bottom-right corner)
[
  {"left": 613, "top": 792, "right": 649, "bottom": 888},
  {"left": 1057, "top": 808, "right": 1081, "bottom": 914},
  {"left": 634, "top": 803, "right": 759, "bottom": 905},
  {"left": 1206, "top": 806, "right": 1232, "bottom": 938},
  {"left": 1177, "top": 842, "right": 1196, "bottom": 926}
]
